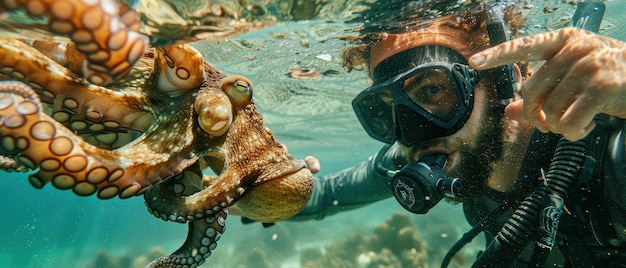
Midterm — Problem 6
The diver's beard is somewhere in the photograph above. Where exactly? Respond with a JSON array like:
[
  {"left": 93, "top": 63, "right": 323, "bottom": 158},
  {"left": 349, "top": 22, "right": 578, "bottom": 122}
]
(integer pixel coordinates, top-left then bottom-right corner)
[{"left": 447, "top": 106, "right": 506, "bottom": 202}]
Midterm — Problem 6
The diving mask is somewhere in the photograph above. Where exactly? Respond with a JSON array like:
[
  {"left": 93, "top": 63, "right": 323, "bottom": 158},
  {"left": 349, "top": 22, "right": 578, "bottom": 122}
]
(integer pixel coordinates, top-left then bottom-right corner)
[{"left": 352, "top": 59, "right": 486, "bottom": 145}]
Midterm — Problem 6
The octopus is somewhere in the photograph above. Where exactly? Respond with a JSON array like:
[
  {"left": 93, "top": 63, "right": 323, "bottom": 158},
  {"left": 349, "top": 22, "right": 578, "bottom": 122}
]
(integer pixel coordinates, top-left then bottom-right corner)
[{"left": 0, "top": 1, "right": 314, "bottom": 267}]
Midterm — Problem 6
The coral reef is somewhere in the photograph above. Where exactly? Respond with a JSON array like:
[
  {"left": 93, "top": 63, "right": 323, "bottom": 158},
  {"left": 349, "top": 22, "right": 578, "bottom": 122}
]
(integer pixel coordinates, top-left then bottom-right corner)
[
  {"left": 90, "top": 247, "right": 166, "bottom": 268},
  {"left": 301, "top": 212, "right": 428, "bottom": 268},
  {"left": 86, "top": 219, "right": 299, "bottom": 267},
  {"left": 230, "top": 223, "right": 298, "bottom": 268}
]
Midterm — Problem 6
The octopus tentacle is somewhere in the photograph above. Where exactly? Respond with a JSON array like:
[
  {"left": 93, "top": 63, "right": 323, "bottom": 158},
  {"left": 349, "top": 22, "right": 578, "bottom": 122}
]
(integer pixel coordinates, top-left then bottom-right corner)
[
  {"left": 0, "top": 0, "right": 149, "bottom": 85},
  {"left": 154, "top": 44, "right": 205, "bottom": 97},
  {"left": 0, "top": 37, "right": 154, "bottom": 137},
  {"left": 194, "top": 88, "right": 233, "bottom": 137},
  {"left": 144, "top": 161, "right": 255, "bottom": 223},
  {"left": 145, "top": 163, "right": 226, "bottom": 267},
  {"left": 145, "top": 163, "right": 204, "bottom": 222},
  {"left": 147, "top": 209, "right": 227, "bottom": 268},
  {"left": 26, "top": 41, "right": 88, "bottom": 79},
  {"left": 0, "top": 81, "right": 197, "bottom": 198},
  {"left": 0, "top": 41, "right": 236, "bottom": 200},
  {"left": 20, "top": 41, "right": 210, "bottom": 149}
]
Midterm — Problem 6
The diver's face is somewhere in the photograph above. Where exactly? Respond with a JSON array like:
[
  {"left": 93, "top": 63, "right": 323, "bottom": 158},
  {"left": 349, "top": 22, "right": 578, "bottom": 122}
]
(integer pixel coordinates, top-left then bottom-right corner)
[
  {"left": 398, "top": 78, "right": 506, "bottom": 200},
  {"left": 367, "top": 26, "right": 505, "bottom": 200}
]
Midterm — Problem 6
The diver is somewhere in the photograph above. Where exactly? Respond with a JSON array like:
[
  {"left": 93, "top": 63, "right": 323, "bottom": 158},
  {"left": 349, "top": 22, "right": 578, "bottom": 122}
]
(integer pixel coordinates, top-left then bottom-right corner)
[{"left": 240, "top": 1, "right": 626, "bottom": 267}]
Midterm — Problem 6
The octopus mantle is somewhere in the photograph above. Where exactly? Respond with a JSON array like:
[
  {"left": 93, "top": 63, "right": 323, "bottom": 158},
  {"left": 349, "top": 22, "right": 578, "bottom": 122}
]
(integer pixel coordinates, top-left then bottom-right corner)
[{"left": 0, "top": 4, "right": 313, "bottom": 267}]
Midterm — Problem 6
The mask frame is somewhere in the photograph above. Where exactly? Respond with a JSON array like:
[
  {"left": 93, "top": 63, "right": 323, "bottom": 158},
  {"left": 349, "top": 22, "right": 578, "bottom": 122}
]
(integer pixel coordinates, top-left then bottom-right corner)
[{"left": 352, "top": 61, "right": 486, "bottom": 145}]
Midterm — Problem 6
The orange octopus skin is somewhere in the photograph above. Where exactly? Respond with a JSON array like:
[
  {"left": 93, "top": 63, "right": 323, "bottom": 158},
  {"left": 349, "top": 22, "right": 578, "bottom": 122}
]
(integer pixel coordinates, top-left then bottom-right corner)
[
  {"left": 0, "top": 37, "right": 313, "bottom": 267},
  {"left": 0, "top": 0, "right": 149, "bottom": 85}
]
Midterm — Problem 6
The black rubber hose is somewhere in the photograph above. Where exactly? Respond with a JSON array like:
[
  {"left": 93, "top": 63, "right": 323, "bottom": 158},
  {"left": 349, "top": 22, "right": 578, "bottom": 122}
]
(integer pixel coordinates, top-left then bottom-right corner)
[{"left": 471, "top": 137, "right": 588, "bottom": 268}]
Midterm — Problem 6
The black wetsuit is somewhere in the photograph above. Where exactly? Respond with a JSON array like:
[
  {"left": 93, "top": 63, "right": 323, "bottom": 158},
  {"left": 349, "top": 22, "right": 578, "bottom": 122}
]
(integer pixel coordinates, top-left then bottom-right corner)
[{"left": 290, "top": 118, "right": 626, "bottom": 267}]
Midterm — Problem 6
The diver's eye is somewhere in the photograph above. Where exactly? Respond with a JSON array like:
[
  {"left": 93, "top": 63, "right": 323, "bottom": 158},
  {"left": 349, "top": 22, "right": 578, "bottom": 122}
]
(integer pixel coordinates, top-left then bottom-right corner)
[
  {"left": 400, "top": 69, "right": 459, "bottom": 121},
  {"left": 425, "top": 86, "right": 441, "bottom": 96},
  {"left": 402, "top": 68, "right": 453, "bottom": 106}
]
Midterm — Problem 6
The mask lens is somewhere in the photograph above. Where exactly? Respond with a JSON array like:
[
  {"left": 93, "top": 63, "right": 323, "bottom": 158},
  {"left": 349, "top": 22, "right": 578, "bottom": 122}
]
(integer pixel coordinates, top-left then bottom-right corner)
[
  {"left": 402, "top": 67, "right": 459, "bottom": 122},
  {"left": 352, "top": 89, "right": 396, "bottom": 143}
]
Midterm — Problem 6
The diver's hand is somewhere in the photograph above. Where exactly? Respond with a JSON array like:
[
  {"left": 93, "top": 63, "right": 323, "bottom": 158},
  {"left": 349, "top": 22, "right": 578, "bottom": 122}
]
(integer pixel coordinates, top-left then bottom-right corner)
[
  {"left": 469, "top": 27, "right": 626, "bottom": 141},
  {"left": 281, "top": 143, "right": 320, "bottom": 174},
  {"left": 304, "top": 155, "right": 321, "bottom": 174}
]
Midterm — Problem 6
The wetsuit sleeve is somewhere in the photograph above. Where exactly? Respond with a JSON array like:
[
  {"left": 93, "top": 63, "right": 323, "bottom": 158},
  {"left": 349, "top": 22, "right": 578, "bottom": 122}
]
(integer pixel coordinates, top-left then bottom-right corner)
[
  {"left": 603, "top": 118, "right": 626, "bottom": 241},
  {"left": 288, "top": 144, "right": 407, "bottom": 221}
]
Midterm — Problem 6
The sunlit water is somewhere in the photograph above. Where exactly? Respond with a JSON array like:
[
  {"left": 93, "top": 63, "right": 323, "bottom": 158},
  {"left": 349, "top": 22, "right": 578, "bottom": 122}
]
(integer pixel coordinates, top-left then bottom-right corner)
[{"left": 1, "top": 0, "right": 625, "bottom": 267}]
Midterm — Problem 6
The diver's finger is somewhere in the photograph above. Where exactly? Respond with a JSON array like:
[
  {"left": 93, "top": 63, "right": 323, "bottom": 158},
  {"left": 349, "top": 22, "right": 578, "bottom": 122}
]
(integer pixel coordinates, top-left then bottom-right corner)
[
  {"left": 558, "top": 95, "right": 599, "bottom": 141},
  {"left": 553, "top": 66, "right": 604, "bottom": 140},
  {"left": 518, "top": 62, "right": 563, "bottom": 132},
  {"left": 556, "top": 94, "right": 598, "bottom": 141},
  {"left": 504, "top": 99, "right": 526, "bottom": 122},
  {"left": 541, "top": 89, "right": 579, "bottom": 136},
  {"left": 304, "top": 156, "right": 320, "bottom": 174},
  {"left": 522, "top": 100, "right": 548, "bottom": 133},
  {"left": 540, "top": 58, "right": 597, "bottom": 135},
  {"left": 469, "top": 29, "right": 572, "bottom": 70}
]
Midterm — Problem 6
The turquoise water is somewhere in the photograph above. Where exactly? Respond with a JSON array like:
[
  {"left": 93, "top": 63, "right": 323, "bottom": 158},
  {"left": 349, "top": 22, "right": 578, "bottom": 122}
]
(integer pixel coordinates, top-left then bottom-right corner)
[{"left": 1, "top": 0, "right": 625, "bottom": 267}]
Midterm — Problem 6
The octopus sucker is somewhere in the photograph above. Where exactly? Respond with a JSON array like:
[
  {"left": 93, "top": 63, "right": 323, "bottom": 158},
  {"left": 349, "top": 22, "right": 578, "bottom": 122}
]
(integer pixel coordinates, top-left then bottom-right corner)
[
  {"left": 5, "top": 114, "right": 26, "bottom": 128},
  {"left": 85, "top": 166, "right": 108, "bottom": 184},
  {"left": 119, "top": 182, "right": 141, "bottom": 199},
  {"left": 49, "top": 136, "right": 74, "bottom": 156},
  {"left": 49, "top": 1, "right": 74, "bottom": 20},
  {"left": 117, "top": 2, "right": 141, "bottom": 32},
  {"left": 40, "top": 158, "right": 61, "bottom": 171},
  {"left": 30, "top": 120, "right": 56, "bottom": 140},
  {"left": 52, "top": 173, "right": 78, "bottom": 190},
  {"left": 15, "top": 154, "right": 36, "bottom": 169},
  {"left": 73, "top": 181, "right": 97, "bottom": 196},
  {"left": 28, "top": 174, "right": 45, "bottom": 189},
  {"left": 98, "top": 184, "right": 120, "bottom": 199}
]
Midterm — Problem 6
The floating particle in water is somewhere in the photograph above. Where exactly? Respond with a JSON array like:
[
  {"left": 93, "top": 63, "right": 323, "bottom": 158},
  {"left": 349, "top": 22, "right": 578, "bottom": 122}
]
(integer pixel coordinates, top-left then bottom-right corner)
[{"left": 315, "top": 53, "right": 332, "bottom": 62}]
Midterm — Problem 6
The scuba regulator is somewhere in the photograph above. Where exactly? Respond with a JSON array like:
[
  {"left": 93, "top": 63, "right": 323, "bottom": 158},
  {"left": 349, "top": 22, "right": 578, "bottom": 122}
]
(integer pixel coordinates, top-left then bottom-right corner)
[{"left": 391, "top": 154, "right": 464, "bottom": 214}]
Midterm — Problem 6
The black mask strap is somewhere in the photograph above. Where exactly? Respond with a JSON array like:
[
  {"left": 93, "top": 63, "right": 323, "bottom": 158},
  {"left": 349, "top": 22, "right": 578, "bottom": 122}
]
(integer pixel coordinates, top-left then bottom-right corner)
[{"left": 486, "top": 5, "right": 517, "bottom": 104}]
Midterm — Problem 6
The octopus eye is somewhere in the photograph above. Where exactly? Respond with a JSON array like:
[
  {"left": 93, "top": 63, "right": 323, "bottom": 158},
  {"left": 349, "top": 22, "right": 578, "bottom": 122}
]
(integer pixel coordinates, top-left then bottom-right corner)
[
  {"left": 221, "top": 75, "right": 253, "bottom": 107},
  {"left": 233, "top": 80, "right": 251, "bottom": 94}
]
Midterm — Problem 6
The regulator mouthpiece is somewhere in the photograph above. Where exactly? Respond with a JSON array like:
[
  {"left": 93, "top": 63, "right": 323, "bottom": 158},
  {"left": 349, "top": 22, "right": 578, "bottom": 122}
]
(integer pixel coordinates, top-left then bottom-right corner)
[{"left": 392, "top": 154, "right": 464, "bottom": 214}]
